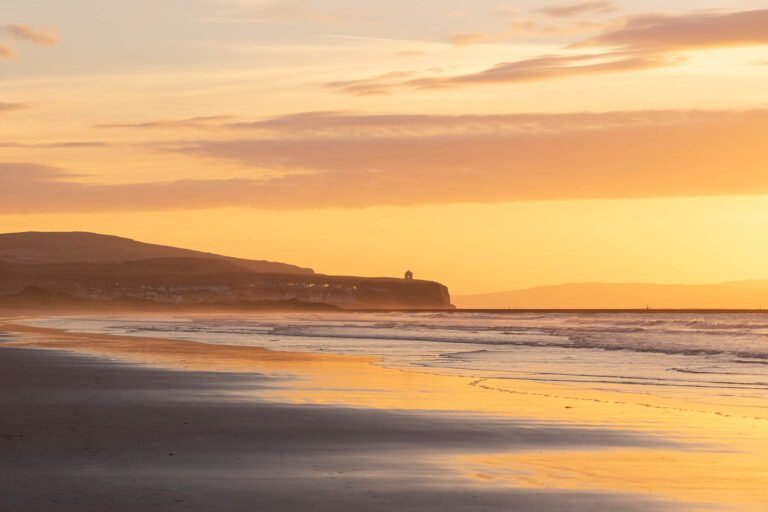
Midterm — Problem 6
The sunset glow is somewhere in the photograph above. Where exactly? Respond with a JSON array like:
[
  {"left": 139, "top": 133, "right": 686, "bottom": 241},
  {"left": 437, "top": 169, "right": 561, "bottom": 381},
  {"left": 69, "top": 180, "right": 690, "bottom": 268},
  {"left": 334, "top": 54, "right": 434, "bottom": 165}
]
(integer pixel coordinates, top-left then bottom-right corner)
[
  {"left": 4, "top": 6, "right": 768, "bottom": 510},
  {"left": 3, "top": 0, "right": 768, "bottom": 295}
]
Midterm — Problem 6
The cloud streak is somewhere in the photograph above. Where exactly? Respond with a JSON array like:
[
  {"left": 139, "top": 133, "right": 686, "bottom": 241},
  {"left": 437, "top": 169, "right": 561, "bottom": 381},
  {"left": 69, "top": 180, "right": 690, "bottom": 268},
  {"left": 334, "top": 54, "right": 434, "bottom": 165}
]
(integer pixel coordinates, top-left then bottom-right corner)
[
  {"left": 0, "top": 141, "right": 109, "bottom": 149},
  {"left": 0, "top": 102, "right": 26, "bottom": 112},
  {"left": 0, "top": 45, "right": 15, "bottom": 59},
  {"left": 447, "top": 14, "right": 617, "bottom": 47},
  {"left": 216, "top": 0, "right": 338, "bottom": 23},
  {"left": 329, "top": 52, "right": 678, "bottom": 95},
  {"left": 3, "top": 109, "right": 768, "bottom": 213},
  {"left": 1, "top": 24, "right": 59, "bottom": 46},
  {"left": 539, "top": 1, "right": 617, "bottom": 18},
  {"left": 0, "top": 164, "right": 266, "bottom": 214},
  {"left": 334, "top": 8, "right": 768, "bottom": 95},
  {"left": 576, "top": 9, "right": 768, "bottom": 51},
  {"left": 408, "top": 52, "right": 677, "bottom": 88},
  {"left": 226, "top": 110, "right": 703, "bottom": 137},
  {"left": 327, "top": 71, "right": 416, "bottom": 96},
  {"left": 95, "top": 116, "right": 235, "bottom": 130}
]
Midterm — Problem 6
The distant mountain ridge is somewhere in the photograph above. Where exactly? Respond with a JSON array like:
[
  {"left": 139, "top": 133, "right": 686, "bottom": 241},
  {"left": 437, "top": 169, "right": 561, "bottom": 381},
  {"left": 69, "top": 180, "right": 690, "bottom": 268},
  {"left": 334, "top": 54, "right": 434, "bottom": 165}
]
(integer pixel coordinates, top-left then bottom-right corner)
[
  {"left": 455, "top": 281, "right": 768, "bottom": 310},
  {"left": 0, "top": 232, "right": 314, "bottom": 275}
]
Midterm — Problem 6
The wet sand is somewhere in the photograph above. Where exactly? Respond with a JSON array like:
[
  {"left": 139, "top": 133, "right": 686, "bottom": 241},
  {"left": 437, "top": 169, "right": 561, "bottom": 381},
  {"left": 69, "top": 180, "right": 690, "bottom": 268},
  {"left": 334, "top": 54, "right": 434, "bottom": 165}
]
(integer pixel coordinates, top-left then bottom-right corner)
[{"left": 1, "top": 319, "right": 767, "bottom": 511}]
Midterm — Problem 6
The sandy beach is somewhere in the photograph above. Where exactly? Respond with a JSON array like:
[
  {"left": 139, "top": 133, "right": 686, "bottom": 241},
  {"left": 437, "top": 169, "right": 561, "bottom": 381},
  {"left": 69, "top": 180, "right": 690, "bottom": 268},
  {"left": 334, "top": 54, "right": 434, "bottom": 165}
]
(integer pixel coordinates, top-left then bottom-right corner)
[
  {"left": 1, "top": 317, "right": 767, "bottom": 512},
  {"left": 5, "top": 0, "right": 768, "bottom": 508}
]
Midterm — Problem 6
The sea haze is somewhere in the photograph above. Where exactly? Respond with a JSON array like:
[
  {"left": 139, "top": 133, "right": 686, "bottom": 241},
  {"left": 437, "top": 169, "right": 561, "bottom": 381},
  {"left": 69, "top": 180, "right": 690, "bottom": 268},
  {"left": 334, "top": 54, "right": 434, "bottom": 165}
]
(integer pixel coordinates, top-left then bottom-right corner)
[{"left": 23, "top": 312, "right": 768, "bottom": 410}]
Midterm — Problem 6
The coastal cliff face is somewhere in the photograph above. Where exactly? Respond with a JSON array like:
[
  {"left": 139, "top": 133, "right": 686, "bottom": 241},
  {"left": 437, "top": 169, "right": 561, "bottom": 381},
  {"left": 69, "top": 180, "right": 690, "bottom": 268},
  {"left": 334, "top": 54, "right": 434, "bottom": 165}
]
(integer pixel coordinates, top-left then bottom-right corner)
[
  {"left": 0, "top": 233, "right": 453, "bottom": 310},
  {"left": 0, "top": 262, "right": 453, "bottom": 309}
]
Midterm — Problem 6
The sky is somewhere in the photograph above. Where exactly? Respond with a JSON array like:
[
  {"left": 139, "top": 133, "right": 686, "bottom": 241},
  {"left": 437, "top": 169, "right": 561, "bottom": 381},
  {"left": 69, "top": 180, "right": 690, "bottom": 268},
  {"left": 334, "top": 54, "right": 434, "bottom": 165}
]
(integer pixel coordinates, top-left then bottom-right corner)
[{"left": 2, "top": 0, "right": 768, "bottom": 294}]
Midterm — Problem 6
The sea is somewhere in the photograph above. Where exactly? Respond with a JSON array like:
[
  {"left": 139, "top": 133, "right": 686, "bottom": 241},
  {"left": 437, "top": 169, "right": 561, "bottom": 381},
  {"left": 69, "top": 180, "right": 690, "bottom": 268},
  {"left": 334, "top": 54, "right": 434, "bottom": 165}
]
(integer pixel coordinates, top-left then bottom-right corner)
[{"left": 22, "top": 311, "right": 768, "bottom": 409}]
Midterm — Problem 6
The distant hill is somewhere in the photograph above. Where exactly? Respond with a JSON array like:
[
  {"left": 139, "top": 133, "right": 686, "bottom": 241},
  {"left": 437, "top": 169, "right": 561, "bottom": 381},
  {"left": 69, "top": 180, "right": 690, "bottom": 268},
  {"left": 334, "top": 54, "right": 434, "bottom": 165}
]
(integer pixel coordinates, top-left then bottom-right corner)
[
  {"left": 0, "top": 257, "right": 259, "bottom": 277},
  {"left": 0, "top": 232, "right": 453, "bottom": 309},
  {"left": 0, "top": 232, "right": 313, "bottom": 274},
  {"left": 455, "top": 281, "right": 768, "bottom": 310}
]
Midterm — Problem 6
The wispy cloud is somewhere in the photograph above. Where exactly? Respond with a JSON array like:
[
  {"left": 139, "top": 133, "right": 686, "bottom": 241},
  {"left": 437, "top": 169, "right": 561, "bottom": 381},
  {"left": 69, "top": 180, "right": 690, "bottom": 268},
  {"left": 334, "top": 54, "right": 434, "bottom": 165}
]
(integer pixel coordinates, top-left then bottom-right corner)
[
  {"left": 327, "top": 71, "right": 416, "bottom": 96},
  {"left": 225, "top": 110, "right": 702, "bottom": 136},
  {"left": 410, "top": 52, "right": 678, "bottom": 88},
  {"left": 0, "top": 164, "right": 266, "bottom": 214},
  {"left": 215, "top": 0, "right": 339, "bottom": 23},
  {"left": 95, "top": 115, "right": 235, "bottom": 130},
  {"left": 539, "top": 1, "right": 617, "bottom": 18},
  {"left": 97, "top": 109, "right": 707, "bottom": 138},
  {"left": 1, "top": 24, "right": 59, "bottom": 46},
  {"left": 448, "top": 32, "right": 500, "bottom": 47},
  {"left": 575, "top": 9, "right": 768, "bottom": 51},
  {"left": 0, "top": 45, "right": 15, "bottom": 60},
  {"left": 0, "top": 102, "right": 26, "bottom": 112},
  {"left": 328, "top": 52, "right": 677, "bottom": 95},
  {"left": 447, "top": 16, "right": 615, "bottom": 47},
  {"left": 336, "top": 8, "right": 768, "bottom": 95},
  {"left": 0, "top": 141, "right": 109, "bottom": 149}
]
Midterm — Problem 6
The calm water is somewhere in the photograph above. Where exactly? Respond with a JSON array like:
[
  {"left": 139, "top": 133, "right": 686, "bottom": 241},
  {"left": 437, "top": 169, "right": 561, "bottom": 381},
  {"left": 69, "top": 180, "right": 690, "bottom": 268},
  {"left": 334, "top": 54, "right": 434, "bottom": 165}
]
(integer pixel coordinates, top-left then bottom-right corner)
[{"left": 24, "top": 312, "right": 768, "bottom": 407}]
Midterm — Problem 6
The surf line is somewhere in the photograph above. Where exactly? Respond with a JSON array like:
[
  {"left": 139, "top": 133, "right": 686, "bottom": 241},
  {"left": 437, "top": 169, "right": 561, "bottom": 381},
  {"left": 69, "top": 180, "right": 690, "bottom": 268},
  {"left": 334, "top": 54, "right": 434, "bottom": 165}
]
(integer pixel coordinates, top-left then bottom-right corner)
[{"left": 468, "top": 379, "right": 768, "bottom": 422}]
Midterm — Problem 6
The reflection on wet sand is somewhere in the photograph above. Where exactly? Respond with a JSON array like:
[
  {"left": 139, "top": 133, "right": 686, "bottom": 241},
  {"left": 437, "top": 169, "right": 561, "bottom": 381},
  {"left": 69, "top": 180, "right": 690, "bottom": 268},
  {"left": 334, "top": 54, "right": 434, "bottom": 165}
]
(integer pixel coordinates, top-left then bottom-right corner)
[
  {"left": 461, "top": 449, "right": 768, "bottom": 512},
  {"left": 2, "top": 321, "right": 768, "bottom": 511}
]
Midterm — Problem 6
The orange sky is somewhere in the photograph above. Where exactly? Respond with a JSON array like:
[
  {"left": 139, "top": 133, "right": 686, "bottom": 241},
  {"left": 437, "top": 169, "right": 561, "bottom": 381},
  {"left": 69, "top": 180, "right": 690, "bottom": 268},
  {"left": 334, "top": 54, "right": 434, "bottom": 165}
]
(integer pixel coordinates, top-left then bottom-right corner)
[{"left": 2, "top": 1, "right": 768, "bottom": 294}]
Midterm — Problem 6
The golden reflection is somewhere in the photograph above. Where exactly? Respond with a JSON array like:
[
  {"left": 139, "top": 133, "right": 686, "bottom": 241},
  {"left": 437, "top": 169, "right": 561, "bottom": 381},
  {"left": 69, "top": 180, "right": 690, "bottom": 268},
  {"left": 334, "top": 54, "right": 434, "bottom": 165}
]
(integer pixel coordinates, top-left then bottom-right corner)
[
  {"left": 460, "top": 449, "right": 768, "bottom": 512},
  {"left": 3, "top": 321, "right": 768, "bottom": 511}
]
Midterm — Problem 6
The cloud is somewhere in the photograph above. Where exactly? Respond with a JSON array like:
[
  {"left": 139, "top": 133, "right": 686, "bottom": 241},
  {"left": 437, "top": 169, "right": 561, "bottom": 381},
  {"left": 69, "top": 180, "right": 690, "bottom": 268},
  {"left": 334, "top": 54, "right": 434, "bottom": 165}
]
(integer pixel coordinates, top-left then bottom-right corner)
[
  {"left": 539, "top": 1, "right": 617, "bottom": 18},
  {"left": 94, "top": 108, "right": 721, "bottom": 139},
  {"left": 336, "top": 8, "right": 768, "bottom": 94},
  {"left": 0, "top": 141, "right": 109, "bottom": 149},
  {"left": 448, "top": 18, "right": 618, "bottom": 47},
  {"left": 0, "top": 164, "right": 268, "bottom": 214},
  {"left": 448, "top": 32, "right": 500, "bottom": 47},
  {"left": 575, "top": 9, "right": 768, "bottom": 51},
  {"left": 0, "top": 45, "right": 15, "bottom": 59},
  {"left": 95, "top": 116, "right": 235, "bottom": 130},
  {"left": 4, "top": 108, "right": 765, "bottom": 213},
  {"left": 1, "top": 24, "right": 59, "bottom": 46},
  {"left": 226, "top": 110, "right": 696, "bottom": 137},
  {"left": 161, "top": 109, "right": 768, "bottom": 208},
  {"left": 0, "top": 102, "right": 26, "bottom": 112},
  {"left": 5, "top": 109, "right": 768, "bottom": 213},
  {"left": 216, "top": 0, "right": 338, "bottom": 23},
  {"left": 416, "top": 52, "right": 677, "bottom": 87},
  {"left": 328, "top": 52, "right": 678, "bottom": 95},
  {"left": 327, "top": 71, "right": 415, "bottom": 96}
]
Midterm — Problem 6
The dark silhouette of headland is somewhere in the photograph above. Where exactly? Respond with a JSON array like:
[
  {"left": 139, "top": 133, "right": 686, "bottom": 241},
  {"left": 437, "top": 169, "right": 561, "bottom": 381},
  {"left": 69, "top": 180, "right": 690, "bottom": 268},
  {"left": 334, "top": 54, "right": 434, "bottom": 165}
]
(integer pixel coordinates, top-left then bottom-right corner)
[{"left": 0, "top": 232, "right": 453, "bottom": 311}]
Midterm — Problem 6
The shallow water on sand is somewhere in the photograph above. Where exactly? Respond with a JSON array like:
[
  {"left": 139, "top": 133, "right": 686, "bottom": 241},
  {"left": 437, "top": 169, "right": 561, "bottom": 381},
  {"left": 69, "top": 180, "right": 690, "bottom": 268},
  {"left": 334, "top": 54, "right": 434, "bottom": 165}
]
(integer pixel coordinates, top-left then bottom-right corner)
[
  {"left": 24, "top": 311, "right": 768, "bottom": 411},
  {"left": 13, "top": 312, "right": 768, "bottom": 511}
]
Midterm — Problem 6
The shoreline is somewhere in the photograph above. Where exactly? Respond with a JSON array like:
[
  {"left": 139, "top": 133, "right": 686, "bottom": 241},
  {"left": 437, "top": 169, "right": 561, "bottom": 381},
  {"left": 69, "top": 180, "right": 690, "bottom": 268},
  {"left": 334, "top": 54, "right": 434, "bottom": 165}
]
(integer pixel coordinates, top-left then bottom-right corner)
[
  {"left": 7, "top": 318, "right": 768, "bottom": 423},
  {"left": 2, "top": 316, "right": 768, "bottom": 511}
]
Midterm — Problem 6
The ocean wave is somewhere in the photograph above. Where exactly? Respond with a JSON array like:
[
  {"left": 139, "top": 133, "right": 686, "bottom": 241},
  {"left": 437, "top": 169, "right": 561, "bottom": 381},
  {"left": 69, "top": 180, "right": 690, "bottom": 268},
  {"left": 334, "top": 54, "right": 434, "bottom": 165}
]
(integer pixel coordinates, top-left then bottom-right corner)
[
  {"left": 100, "top": 318, "right": 768, "bottom": 361},
  {"left": 21, "top": 313, "right": 768, "bottom": 399}
]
